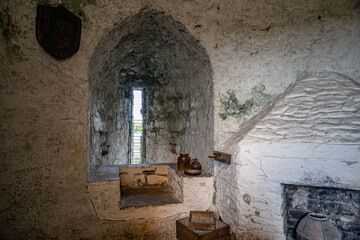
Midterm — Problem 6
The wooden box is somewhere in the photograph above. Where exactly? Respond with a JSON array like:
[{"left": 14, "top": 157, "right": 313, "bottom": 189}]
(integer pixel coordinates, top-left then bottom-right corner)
[
  {"left": 188, "top": 211, "right": 216, "bottom": 231},
  {"left": 176, "top": 217, "right": 231, "bottom": 240}
]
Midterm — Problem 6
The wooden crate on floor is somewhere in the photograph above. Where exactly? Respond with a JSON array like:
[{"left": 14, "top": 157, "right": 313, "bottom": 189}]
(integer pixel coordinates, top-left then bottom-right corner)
[
  {"left": 188, "top": 211, "right": 216, "bottom": 231},
  {"left": 176, "top": 217, "right": 231, "bottom": 240}
]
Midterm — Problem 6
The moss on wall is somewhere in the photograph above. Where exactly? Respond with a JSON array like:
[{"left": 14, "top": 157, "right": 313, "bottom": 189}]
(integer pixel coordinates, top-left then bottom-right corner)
[
  {"left": 0, "top": 7, "right": 26, "bottom": 61},
  {"left": 218, "top": 84, "right": 271, "bottom": 123}
]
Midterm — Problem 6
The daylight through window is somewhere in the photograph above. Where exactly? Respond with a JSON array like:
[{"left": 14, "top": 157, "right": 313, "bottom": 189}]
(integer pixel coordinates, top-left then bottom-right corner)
[{"left": 130, "top": 88, "right": 145, "bottom": 164}]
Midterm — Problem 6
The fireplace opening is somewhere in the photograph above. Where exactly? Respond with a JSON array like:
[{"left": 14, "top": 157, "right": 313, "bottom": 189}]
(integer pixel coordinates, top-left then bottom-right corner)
[{"left": 283, "top": 184, "right": 360, "bottom": 240}]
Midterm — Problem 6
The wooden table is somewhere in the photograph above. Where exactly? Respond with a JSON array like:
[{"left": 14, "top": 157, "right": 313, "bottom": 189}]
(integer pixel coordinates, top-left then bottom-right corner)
[{"left": 176, "top": 217, "right": 231, "bottom": 240}]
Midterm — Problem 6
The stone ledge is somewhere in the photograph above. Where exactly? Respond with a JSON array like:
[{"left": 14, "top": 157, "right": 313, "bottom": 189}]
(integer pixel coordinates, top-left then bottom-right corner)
[{"left": 87, "top": 164, "right": 215, "bottom": 220}]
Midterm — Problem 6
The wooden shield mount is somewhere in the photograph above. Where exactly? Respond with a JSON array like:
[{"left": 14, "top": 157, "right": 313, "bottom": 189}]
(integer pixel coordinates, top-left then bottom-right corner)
[{"left": 36, "top": 5, "right": 81, "bottom": 59}]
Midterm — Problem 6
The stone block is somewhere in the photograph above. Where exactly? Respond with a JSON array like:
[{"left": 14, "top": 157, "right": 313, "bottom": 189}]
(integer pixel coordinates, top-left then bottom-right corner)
[
  {"left": 120, "top": 173, "right": 146, "bottom": 188},
  {"left": 146, "top": 175, "right": 168, "bottom": 185}
]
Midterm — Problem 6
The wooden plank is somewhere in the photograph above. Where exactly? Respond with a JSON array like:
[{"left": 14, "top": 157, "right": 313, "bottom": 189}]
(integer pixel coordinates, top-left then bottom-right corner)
[{"left": 208, "top": 151, "right": 231, "bottom": 165}]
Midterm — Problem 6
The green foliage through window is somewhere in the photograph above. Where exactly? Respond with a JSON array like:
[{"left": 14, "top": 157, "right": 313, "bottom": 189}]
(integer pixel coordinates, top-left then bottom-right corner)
[{"left": 132, "top": 123, "right": 143, "bottom": 133}]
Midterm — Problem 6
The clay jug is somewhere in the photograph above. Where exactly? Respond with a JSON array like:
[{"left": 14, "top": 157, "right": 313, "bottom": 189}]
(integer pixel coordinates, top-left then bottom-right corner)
[
  {"left": 191, "top": 158, "right": 202, "bottom": 170},
  {"left": 177, "top": 153, "right": 186, "bottom": 171},
  {"left": 184, "top": 153, "right": 191, "bottom": 170}
]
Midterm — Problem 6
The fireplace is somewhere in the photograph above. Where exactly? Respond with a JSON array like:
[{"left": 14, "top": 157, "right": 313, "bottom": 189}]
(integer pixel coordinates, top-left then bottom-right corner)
[
  {"left": 215, "top": 72, "right": 360, "bottom": 239},
  {"left": 283, "top": 184, "right": 360, "bottom": 240}
]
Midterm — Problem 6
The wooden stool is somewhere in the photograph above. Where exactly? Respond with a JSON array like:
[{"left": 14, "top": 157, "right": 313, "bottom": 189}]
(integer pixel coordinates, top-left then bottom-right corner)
[{"left": 176, "top": 217, "right": 231, "bottom": 240}]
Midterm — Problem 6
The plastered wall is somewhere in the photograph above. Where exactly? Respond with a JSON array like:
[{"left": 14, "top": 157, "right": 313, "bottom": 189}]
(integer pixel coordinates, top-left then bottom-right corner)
[
  {"left": 1, "top": 0, "right": 359, "bottom": 239},
  {"left": 216, "top": 73, "right": 360, "bottom": 239}
]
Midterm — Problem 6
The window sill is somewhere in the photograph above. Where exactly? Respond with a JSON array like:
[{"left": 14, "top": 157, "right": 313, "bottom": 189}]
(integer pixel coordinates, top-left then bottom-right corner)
[
  {"left": 87, "top": 163, "right": 215, "bottom": 220},
  {"left": 88, "top": 163, "right": 212, "bottom": 182}
]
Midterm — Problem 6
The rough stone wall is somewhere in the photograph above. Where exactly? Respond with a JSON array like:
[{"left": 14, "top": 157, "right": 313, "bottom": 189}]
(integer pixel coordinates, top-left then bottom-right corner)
[
  {"left": 88, "top": 10, "right": 214, "bottom": 171},
  {"left": 216, "top": 73, "right": 360, "bottom": 239},
  {"left": 1, "top": 0, "right": 360, "bottom": 239}
]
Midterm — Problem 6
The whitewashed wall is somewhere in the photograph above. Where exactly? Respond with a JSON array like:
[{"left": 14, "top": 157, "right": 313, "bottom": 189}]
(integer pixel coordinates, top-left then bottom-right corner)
[{"left": 216, "top": 72, "right": 360, "bottom": 239}]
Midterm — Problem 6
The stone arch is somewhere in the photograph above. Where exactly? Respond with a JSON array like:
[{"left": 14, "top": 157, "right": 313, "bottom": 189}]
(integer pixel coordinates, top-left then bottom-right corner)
[{"left": 88, "top": 10, "right": 213, "bottom": 175}]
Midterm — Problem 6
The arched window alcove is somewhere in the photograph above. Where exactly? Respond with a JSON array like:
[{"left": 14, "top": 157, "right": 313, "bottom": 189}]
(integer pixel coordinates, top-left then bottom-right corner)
[{"left": 88, "top": 10, "right": 213, "bottom": 180}]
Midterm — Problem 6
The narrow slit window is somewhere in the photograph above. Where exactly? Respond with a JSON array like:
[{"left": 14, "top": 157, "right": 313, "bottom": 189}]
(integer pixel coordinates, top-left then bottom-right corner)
[{"left": 130, "top": 88, "right": 145, "bottom": 164}]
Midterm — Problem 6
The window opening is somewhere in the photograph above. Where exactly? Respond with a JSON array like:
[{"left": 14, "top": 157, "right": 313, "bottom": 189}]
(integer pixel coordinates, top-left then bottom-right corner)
[{"left": 130, "top": 88, "right": 145, "bottom": 164}]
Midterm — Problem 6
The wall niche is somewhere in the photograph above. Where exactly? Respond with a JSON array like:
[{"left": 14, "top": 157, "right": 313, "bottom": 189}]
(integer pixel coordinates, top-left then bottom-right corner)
[{"left": 88, "top": 10, "right": 213, "bottom": 176}]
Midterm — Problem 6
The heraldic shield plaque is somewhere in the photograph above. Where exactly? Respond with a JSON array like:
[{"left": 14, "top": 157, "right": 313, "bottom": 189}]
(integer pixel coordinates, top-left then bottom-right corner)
[{"left": 36, "top": 5, "right": 82, "bottom": 59}]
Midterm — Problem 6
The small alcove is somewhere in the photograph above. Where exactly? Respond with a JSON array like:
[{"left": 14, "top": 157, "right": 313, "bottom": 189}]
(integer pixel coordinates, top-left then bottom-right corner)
[{"left": 87, "top": 10, "right": 214, "bottom": 208}]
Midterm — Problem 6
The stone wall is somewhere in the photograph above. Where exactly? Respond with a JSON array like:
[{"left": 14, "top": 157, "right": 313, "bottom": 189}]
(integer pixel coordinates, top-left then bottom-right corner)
[
  {"left": 88, "top": 10, "right": 213, "bottom": 171},
  {"left": 1, "top": 0, "right": 360, "bottom": 239},
  {"left": 119, "top": 165, "right": 169, "bottom": 188},
  {"left": 216, "top": 73, "right": 360, "bottom": 239}
]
